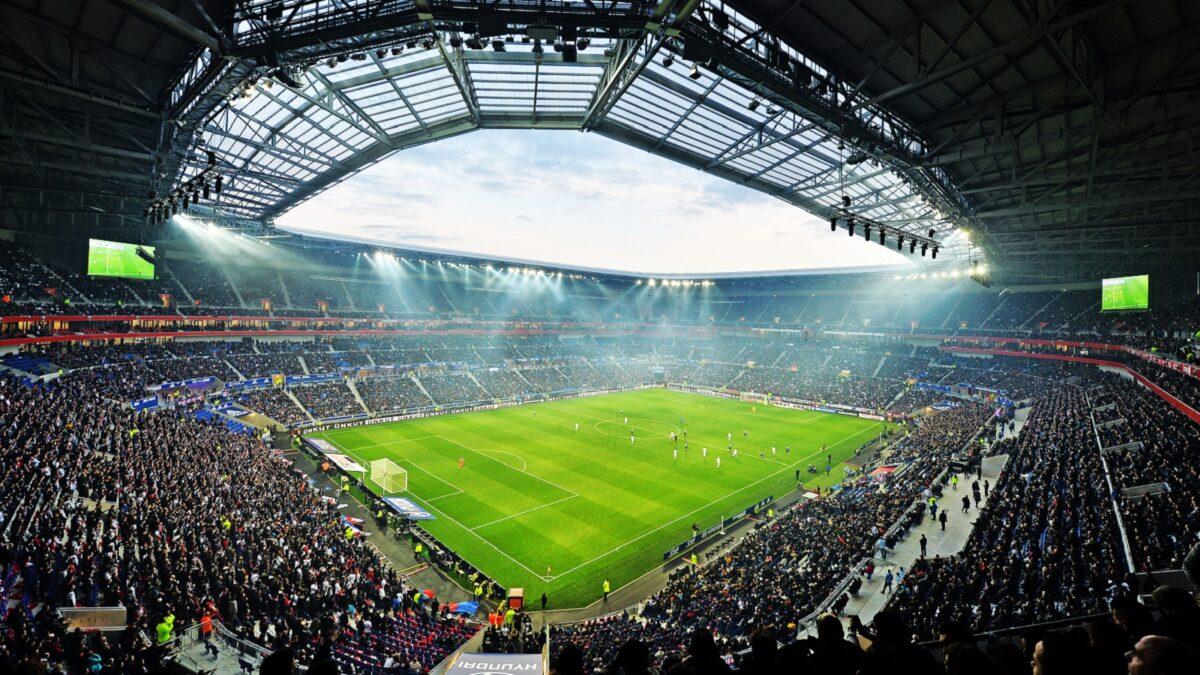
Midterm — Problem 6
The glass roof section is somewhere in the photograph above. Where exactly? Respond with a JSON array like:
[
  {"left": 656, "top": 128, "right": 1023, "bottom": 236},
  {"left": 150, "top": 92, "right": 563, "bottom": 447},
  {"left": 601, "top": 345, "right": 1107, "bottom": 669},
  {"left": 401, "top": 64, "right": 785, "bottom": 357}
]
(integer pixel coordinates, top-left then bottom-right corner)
[{"left": 181, "top": 3, "right": 969, "bottom": 267}]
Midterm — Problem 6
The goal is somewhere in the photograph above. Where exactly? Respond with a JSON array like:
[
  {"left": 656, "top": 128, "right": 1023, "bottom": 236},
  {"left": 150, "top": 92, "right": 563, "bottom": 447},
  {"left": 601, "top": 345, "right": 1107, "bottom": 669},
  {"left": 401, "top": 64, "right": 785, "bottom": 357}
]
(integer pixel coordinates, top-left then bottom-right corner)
[{"left": 370, "top": 459, "right": 408, "bottom": 494}]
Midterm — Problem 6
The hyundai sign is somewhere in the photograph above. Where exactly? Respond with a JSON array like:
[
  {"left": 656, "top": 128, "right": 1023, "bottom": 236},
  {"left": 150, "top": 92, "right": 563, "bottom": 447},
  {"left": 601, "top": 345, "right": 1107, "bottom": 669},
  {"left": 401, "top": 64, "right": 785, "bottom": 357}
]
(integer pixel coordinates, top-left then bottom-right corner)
[{"left": 446, "top": 653, "right": 543, "bottom": 675}]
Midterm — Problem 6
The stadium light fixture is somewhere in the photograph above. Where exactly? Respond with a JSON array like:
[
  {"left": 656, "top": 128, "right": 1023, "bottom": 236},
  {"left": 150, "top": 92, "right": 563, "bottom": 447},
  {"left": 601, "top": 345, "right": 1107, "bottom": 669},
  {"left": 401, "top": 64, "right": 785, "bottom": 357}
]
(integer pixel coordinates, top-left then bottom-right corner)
[
  {"left": 689, "top": 64, "right": 701, "bottom": 79},
  {"left": 830, "top": 217, "right": 837, "bottom": 232}
]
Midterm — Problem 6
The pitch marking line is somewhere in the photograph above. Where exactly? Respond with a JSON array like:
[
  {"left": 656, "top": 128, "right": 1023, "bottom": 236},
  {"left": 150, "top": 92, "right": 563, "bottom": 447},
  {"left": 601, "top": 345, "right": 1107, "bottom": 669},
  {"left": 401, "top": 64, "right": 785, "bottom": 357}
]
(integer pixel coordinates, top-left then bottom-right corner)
[
  {"left": 469, "top": 494, "right": 580, "bottom": 532},
  {"left": 436, "top": 435, "right": 579, "bottom": 498},
  {"left": 591, "top": 417, "right": 682, "bottom": 440},
  {"left": 316, "top": 437, "right": 549, "bottom": 578},
  {"left": 544, "top": 421, "right": 884, "bottom": 582},
  {"left": 316, "top": 403, "right": 885, "bottom": 593},
  {"left": 403, "top": 491, "right": 552, "bottom": 580},
  {"left": 315, "top": 433, "right": 464, "bottom": 500},
  {"left": 396, "top": 460, "right": 465, "bottom": 501},
  {"left": 316, "top": 435, "right": 550, "bottom": 578},
  {"left": 317, "top": 433, "right": 438, "bottom": 452},
  {"left": 470, "top": 447, "right": 528, "bottom": 472}
]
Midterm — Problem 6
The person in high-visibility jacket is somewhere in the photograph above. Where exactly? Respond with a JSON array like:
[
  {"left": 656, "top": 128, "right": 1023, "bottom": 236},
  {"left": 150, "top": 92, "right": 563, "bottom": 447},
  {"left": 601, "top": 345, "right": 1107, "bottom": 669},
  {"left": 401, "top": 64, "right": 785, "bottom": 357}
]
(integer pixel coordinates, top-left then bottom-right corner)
[
  {"left": 603, "top": 579, "right": 611, "bottom": 602},
  {"left": 504, "top": 607, "right": 515, "bottom": 625},
  {"left": 156, "top": 617, "right": 173, "bottom": 644},
  {"left": 690, "top": 553, "right": 699, "bottom": 567}
]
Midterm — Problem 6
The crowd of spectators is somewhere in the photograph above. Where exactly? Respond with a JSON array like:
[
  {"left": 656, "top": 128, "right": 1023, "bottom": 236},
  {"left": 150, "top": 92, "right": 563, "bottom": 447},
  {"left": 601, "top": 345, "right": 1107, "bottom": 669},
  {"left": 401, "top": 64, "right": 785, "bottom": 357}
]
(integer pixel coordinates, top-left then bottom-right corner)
[
  {"left": 1094, "top": 373, "right": 1200, "bottom": 571},
  {"left": 0, "top": 373, "right": 476, "bottom": 673},
  {"left": 303, "top": 349, "right": 371, "bottom": 373},
  {"left": 418, "top": 373, "right": 490, "bottom": 406},
  {"left": 886, "top": 386, "right": 1126, "bottom": 638},
  {"left": 237, "top": 389, "right": 309, "bottom": 425},
  {"left": 551, "top": 602, "right": 1200, "bottom": 675},
  {"left": 6, "top": 239, "right": 1200, "bottom": 357},
  {"left": 356, "top": 376, "right": 434, "bottom": 413},
  {"left": 473, "top": 368, "right": 537, "bottom": 399},
  {"left": 291, "top": 382, "right": 365, "bottom": 419},
  {"left": 226, "top": 351, "right": 304, "bottom": 379}
]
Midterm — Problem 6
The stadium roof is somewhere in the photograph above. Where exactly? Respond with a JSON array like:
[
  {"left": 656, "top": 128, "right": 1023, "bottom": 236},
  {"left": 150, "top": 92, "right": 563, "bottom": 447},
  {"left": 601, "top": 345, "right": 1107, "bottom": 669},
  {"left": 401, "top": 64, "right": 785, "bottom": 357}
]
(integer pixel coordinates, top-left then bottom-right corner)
[{"left": 1, "top": 1, "right": 1197, "bottom": 283}]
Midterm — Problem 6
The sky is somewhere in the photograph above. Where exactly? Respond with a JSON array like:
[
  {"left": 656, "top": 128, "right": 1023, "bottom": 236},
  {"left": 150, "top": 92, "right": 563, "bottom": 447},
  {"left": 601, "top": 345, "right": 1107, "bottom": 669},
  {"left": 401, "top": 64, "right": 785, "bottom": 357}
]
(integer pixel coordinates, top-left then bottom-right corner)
[{"left": 276, "top": 129, "right": 914, "bottom": 276}]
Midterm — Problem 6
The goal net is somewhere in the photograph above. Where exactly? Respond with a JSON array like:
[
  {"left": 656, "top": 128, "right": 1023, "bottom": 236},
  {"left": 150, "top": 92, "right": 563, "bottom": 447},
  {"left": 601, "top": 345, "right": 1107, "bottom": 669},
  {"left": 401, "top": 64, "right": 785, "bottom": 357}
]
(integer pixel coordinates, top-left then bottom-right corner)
[{"left": 370, "top": 459, "right": 408, "bottom": 494}]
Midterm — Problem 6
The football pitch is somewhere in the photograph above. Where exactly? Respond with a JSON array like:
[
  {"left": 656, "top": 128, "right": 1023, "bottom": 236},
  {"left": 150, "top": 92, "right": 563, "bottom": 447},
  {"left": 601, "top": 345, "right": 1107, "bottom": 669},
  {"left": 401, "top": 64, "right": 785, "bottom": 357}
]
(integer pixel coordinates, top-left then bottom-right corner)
[{"left": 310, "top": 388, "right": 891, "bottom": 609}]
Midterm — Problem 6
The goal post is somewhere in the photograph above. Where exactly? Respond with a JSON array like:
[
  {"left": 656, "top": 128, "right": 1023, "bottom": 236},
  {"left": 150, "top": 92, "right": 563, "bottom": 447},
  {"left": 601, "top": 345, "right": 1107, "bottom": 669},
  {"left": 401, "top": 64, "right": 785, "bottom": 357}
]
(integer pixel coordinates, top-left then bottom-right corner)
[{"left": 370, "top": 458, "right": 408, "bottom": 494}]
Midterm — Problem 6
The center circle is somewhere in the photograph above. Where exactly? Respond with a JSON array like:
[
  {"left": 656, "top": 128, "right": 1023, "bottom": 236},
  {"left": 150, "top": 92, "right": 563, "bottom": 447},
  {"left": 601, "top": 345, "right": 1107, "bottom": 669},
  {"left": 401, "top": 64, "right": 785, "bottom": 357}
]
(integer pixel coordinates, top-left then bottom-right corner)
[{"left": 592, "top": 418, "right": 683, "bottom": 440}]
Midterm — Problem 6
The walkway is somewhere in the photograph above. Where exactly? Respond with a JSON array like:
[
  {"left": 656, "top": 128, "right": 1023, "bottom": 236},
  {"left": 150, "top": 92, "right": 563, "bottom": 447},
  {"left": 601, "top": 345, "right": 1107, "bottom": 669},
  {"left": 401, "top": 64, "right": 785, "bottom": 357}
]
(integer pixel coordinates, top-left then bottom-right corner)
[{"left": 834, "top": 452, "right": 1010, "bottom": 631}]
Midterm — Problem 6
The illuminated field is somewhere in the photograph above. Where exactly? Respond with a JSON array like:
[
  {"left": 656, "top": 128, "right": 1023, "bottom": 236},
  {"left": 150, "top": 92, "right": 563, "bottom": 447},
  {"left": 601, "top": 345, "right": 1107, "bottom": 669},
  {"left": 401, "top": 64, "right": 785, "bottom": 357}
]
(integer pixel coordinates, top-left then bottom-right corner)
[{"left": 311, "top": 388, "right": 888, "bottom": 608}]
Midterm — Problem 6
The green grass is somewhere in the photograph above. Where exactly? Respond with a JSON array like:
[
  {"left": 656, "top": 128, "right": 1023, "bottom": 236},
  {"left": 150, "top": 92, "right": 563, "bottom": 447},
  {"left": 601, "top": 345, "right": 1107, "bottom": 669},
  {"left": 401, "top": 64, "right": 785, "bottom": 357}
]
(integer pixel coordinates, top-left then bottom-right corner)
[{"left": 309, "top": 388, "right": 891, "bottom": 609}]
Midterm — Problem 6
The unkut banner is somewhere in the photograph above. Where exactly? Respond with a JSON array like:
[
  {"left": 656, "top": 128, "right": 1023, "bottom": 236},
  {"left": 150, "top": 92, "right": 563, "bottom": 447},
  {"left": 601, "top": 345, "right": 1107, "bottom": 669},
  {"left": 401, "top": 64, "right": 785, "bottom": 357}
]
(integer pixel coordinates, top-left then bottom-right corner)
[{"left": 446, "top": 653, "right": 543, "bottom": 675}]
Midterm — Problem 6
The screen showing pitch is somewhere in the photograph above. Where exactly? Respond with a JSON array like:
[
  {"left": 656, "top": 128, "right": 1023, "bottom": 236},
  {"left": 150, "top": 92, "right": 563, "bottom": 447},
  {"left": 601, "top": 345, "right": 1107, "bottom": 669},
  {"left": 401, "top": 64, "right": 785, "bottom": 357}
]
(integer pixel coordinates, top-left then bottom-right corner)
[
  {"left": 86, "top": 239, "right": 156, "bottom": 280},
  {"left": 1101, "top": 274, "right": 1149, "bottom": 311}
]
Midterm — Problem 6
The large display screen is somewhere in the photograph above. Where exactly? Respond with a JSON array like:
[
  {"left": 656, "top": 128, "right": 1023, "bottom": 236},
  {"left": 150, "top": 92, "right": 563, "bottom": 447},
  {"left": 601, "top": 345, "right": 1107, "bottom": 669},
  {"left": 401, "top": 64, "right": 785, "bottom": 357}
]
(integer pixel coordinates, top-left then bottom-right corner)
[
  {"left": 86, "top": 239, "right": 156, "bottom": 280},
  {"left": 1101, "top": 274, "right": 1149, "bottom": 311}
]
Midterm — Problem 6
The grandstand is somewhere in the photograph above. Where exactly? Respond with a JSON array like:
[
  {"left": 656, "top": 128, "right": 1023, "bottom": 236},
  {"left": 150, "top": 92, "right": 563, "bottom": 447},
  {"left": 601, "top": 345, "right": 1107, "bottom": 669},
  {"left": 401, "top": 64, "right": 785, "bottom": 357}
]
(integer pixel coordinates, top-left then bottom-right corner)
[{"left": 1, "top": 1, "right": 1199, "bottom": 674}]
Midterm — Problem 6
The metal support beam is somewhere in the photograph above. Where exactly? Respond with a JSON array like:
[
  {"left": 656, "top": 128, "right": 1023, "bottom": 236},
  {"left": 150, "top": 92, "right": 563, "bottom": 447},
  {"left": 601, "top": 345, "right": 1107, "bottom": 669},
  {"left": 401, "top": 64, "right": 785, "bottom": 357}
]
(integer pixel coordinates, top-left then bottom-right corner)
[{"left": 105, "top": 0, "right": 225, "bottom": 53}]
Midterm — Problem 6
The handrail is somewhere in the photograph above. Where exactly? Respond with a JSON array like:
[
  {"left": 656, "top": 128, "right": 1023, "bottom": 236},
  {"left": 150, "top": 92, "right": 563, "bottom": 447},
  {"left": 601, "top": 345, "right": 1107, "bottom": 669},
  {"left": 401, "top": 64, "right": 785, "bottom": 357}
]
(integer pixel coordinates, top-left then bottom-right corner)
[{"left": 1084, "top": 386, "right": 1139, "bottom": 573}]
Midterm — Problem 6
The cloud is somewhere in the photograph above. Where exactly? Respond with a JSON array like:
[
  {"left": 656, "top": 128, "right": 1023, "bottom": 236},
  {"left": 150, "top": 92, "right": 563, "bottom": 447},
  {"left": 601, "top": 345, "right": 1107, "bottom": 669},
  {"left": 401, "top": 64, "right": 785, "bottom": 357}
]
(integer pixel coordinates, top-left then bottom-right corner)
[{"left": 276, "top": 129, "right": 914, "bottom": 275}]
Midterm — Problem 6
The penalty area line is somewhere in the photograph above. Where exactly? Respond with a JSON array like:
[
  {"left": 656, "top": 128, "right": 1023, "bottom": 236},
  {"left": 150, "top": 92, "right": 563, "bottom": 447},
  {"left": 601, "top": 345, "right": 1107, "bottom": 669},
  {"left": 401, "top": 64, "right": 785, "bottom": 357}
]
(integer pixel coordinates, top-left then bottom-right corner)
[
  {"left": 315, "top": 433, "right": 549, "bottom": 581},
  {"left": 469, "top": 494, "right": 579, "bottom": 532}
]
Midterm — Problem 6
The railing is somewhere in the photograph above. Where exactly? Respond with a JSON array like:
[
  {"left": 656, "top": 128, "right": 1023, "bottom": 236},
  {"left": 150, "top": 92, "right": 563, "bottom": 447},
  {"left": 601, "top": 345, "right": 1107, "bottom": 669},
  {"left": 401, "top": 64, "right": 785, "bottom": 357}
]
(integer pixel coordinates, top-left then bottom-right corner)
[
  {"left": 167, "top": 619, "right": 270, "bottom": 674},
  {"left": 1084, "top": 386, "right": 1138, "bottom": 573}
]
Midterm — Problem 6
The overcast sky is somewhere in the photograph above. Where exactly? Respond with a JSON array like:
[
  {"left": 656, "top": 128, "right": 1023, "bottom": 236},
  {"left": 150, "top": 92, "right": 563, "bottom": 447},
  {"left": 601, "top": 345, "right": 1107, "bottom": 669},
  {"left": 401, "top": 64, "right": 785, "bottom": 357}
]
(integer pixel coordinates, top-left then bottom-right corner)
[{"left": 276, "top": 129, "right": 914, "bottom": 276}]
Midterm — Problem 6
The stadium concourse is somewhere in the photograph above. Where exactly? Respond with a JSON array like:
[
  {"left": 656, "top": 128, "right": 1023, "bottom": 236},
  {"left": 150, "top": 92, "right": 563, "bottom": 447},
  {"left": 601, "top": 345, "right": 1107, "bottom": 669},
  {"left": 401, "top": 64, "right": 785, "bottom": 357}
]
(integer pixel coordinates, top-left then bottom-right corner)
[{"left": 3, "top": 0, "right": 1200, "bottom": 674}]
